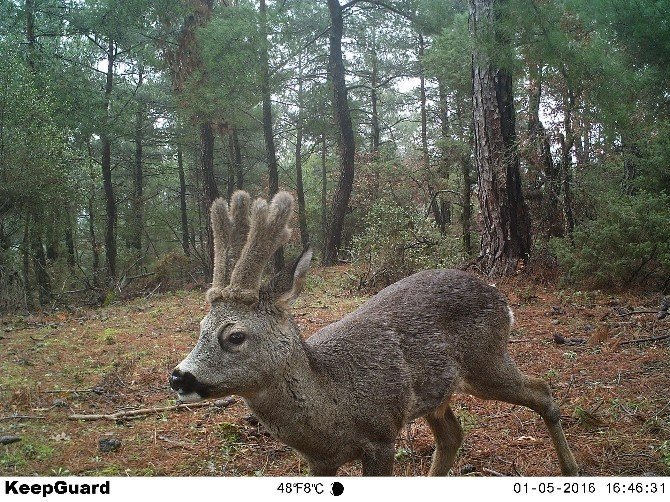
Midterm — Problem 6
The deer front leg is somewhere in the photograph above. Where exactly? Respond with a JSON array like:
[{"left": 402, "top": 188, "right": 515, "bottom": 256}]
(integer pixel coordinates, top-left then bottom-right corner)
[
  {"left": 361, "top": 442, "right": 395, "bottom": 476},
  {"left": 307, "top": 459, "right": 339, "bottom": 476}
]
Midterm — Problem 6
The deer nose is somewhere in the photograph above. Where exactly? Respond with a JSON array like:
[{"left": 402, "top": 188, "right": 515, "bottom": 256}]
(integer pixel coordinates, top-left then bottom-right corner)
[{"left": 169, "top": 368, "right": 186, "bottom": 391}]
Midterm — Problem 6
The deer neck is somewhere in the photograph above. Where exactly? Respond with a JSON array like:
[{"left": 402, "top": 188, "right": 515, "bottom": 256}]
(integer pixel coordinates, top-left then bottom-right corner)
[{"left": 242, "top": 337, "right": 337, "bottom": 455}]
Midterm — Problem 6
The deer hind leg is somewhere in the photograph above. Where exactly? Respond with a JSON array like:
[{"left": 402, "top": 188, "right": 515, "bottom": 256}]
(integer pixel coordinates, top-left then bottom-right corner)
[
  {"left": 424, "top": 402, "right": 463, "bottom": 476},
  {"left": 466, "top": 356, "right": 578, "bottom": 476}
]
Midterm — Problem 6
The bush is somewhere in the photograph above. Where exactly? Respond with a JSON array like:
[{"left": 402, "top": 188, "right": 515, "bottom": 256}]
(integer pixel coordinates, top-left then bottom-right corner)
[
  {"left": 551, "top": 190, "right": 670, "bottom": 291},
  {"left": 351, "top": 197, "right": 464, "bottom": 289}
]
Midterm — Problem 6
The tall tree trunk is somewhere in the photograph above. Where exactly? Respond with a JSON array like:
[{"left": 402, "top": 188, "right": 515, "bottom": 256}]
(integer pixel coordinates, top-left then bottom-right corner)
[
  {"left": 461, "top": 157, "right": 473, "bottom": 255},
  {"left": 421, "top": 37, "right": 445, "bottom": 234},
  {"left": 64, "top": 207, "right": 76, "bottom": 268},
  {"left": 560, "top": 84, "right": 576, "bottom": 237},
  {"left": 22, "top": 215, "right": 33, "bottom": 309},
  {"left": 528, "top": 64, "right": 562, "bottom": 238},
  {"left": 165, "top": 0, "right": 216, "bottom": 276},
  {"left": 438, "top": 80, "right": 450, "bottom": 177},
  {"left": 193, "top": 144, "right": 204, "bottom": 253},
  {"left": 31, "top": 215, "right": 50, "bottom": 305},
  {"left": 226, "top": 128, "right": 243, "bottom": 194},
  {"left": 226, "top": 128, "right": 243, "bottom": 193},
  {"left": 86, "top": 140, "right": 100, "bottom": 288},
  {"left": 456, "top": 99, "right": 473, "bottom": 255},
  {"left": 469, "top": 0, "right": 531, "bottom": 276},
  {"left": 295, "top": 54, "right": 309, "bottom": 249},
  {"left": 574, "top": 115, "right": 590, "bottom": 167},
  {"left": 101, "top": 38, "right": 117, "bottom": 280},
  {"left": 232, "top": 129, "right": 243, "bottom": 190},
  {"left": 439, "top": 80, "right": 453, "bottom": 233},
  {"left": 321, "top": 132, "right": 328, "bottom": 258},
  {"left": 226, "top": 131, "right": 235, "bottom": 198},
  {"left": 370, "top": 28, "right": 380, "bottom": 153},
  {"left": 200, "top": 121, "right": 218, "bottom": 281},
  {"left": 177, "top": 145, "right": 190, "bottom": 256},
  {"left": 259, "top": 0, "right": 283, "bottom": 271},
  {"left": 622, "top": 134, "right": 640, "bottom": 196},
  {"left": 88, "top": 193, "right": 100, "bottom": 288},
  {"left": 26, "top": 0, "right": 36, "bottom": 69},
  {"left": 419, "top": 34, "right": 429, "bottom": 163},
  {"left": 131, "top": 62, "right": 145, "bottom": 256},
  {"left": 325, "top": 0, "right": 356, "bottom": 265},
  {"left": 45, "top": 212, "right": 58, "bottom": 261}
]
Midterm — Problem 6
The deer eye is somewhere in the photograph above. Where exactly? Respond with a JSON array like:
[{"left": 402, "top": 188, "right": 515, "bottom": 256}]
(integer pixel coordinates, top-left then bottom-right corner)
[{"left": 228, "top": 331, "right": 246, "bottom": 345}]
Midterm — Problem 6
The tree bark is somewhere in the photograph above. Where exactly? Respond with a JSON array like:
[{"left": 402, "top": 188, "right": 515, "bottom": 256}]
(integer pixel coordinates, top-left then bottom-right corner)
[
  {"left": 295, "top": 55, "right": 309, "bottom": 249},
  {"left": 321, "top": 132, "right": 328, "bottom": 258},
  {"left": 22, "top": 215, "right": 32, "bottom": 309},
  {"left": 26, "top": 0, "right": 36, "bottom": 69},
  {"left": 101, "top": 38, "right": 117, "bottom": 280},
  {"left": 232, "top": 129, "right": 243, "bottom": 190},
  {"left": 131, "top": 62, "right": 144, "bottom": 256},
  {"left": 200, "top": 121, "right": 218, "bottom": 281},
  {"left": 64, "top": 208, "right": 76, "bottom": 268},
  {"left": 560, "top": 85, "right": 576, "bottom": 237},
  {"left": 31, "top": 215, "right": 50, "bottom": 305},
  {"left": 165, "top": 0, "right": 215, "bottom": 276},
  {"left": 422, "top": 36, "right": 446, "bottom": 234},
  {"left": 622, "top": 134, "right": 641, "bottom": 196},
  {"left": 177, "top": 145, "right": 190, "bottom": 256},
  {"left": 469, "top": 0, "right": 531, "bottom": 276},
  {"left": 370, "top": 28, "right": 380, "bottom": 153},
  {"left": 226, "top": 128, "right": 243, "bottom": 194},
  {"left": 226, "top": 134, "right": 235, "bottom": 198},
  {"left": 419, "top": 34, "right": 429, "bottom": 163},
  {"left": 86, "top": 140, "right": 100, "bottom": 288},
  {"left": 324, "top": 0, "right": 356, "bottom": 265},
  {"left": 259, "top": 0, "right": 284, "bottom": 271}
]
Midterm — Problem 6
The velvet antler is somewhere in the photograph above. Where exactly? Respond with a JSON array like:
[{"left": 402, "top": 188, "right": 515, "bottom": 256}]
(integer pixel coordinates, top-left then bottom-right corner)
[{"left": 206, "top": 191, "right": 294, "bottom": 304}]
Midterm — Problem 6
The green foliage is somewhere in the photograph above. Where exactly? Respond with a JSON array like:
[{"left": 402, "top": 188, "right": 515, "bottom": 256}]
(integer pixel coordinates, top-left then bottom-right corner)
[
  {"left": 351, "top": 195, "right": 463, "bottom": 289},
  {"left": 551, "top": 189, "right": 670, "bottom": 291},
  {"left": 660, "top": 441, "right": 670, "bottom": 471},
  {"left": 424, "top": 11, "right": 471, "bottom": 94},
  {"left": 194, "top": 1, "right": 262, "bottom": 125}
]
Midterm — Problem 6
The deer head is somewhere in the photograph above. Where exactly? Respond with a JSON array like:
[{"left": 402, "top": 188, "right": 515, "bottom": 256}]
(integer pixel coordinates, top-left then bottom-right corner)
[{"left": 169, "top": 191, "right": 312, "bottom": 403}]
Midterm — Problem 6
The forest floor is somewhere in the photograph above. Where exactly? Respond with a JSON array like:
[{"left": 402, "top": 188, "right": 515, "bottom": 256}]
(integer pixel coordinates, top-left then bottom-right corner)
[{"left": 1, "top": 265, "right": 669, "bottom": 477}]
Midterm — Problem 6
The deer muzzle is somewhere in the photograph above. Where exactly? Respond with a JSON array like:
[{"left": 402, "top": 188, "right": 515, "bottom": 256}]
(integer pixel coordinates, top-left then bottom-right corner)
[{"left": 169, "top": 367, "right": 211, "bottom": 402}]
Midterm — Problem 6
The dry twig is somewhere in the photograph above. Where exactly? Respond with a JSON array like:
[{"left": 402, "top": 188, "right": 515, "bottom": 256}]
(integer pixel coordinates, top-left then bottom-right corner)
[
  {"left": 0, "top": 414, "right": 45, "bottom": 421},
  {"left": 68, "top": 402, "right": 211, "bottom": 421},
  {"left": 618, "top": 333, "right": 670, "bottom": 346}
]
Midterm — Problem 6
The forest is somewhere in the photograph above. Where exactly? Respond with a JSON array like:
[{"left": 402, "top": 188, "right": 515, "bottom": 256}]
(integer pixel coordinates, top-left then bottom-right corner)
[
  {"left": 1, "top": 0, "right": 670, "bottom": 478},
  {"left": 1, "top": 0, "right": 668, "bottom": 308}
]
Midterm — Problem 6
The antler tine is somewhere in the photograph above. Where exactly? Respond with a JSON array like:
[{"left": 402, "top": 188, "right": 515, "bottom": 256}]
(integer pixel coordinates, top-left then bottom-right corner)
[
  {"left": 226, "top": 190, "right": 251, "bottom": 281},
  {"left": 210, "top": 198, "right": 233, "bottom": 289},
  {"left": 229, "top": 191, "right": 294, "bottom": 296}
]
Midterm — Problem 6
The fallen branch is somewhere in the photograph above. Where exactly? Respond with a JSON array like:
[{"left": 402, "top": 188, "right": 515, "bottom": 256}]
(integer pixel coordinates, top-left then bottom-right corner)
[
  {"left": 42, "top": 388, "right": 102, "bottom": 394},
  {"left": 618, "top": 333, "right": 670, "bottom": 346},
  {"left": 0, "top": 415, "right": 46, "bottom": 421},
  {"left": 68, "top": 402, "right": 211, "bottom": 421},
  {"left": 617, "top": 310, "right": 659, "bottom": 317}
]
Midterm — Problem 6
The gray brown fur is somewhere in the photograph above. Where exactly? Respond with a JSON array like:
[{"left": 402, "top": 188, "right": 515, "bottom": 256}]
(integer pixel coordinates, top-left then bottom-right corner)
[{"left": 173, "top": 191, "right": 578, "bottom": 476}]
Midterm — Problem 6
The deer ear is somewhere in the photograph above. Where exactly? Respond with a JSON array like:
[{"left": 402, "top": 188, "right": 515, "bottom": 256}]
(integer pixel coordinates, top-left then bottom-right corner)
[{"left": 276, "top": 246, "right": 313, "bottom": 308}]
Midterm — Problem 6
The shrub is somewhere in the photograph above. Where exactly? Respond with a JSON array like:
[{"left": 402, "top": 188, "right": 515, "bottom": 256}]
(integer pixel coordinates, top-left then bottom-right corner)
[
  {"left": 351, "top": 197, "right": 464, "bottom": 289},
  {"left": 551, "top": 190, "right": 670, "bottom": 291}
]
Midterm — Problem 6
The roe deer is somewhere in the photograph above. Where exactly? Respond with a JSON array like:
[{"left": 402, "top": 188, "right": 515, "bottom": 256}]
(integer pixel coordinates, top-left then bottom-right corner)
[{"left": 169, "top": 190, "right": 578, "bottom": 476}]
